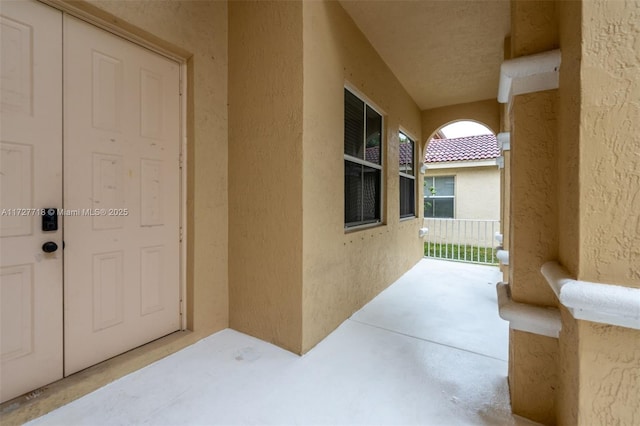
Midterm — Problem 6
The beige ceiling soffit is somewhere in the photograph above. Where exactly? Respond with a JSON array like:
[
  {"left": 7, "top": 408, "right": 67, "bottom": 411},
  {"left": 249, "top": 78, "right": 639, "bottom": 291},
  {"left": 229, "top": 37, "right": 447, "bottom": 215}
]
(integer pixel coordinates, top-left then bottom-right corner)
[
  {"left": 497, "top": 49, "right": 561, "bottom": 104},
  {"left": 541, "top": 261, "right": 640, "bottom": 330},
  {"left": 496, "top": 282, "right": 561, "bottom": 338}
]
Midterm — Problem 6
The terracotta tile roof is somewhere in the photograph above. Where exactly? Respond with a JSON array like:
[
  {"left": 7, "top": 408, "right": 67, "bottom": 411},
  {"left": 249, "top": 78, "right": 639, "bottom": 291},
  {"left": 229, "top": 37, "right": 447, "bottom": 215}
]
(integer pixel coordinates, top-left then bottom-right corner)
[
  {"left": 425, "top": 134, "right": 500, "bottom": 163},
  {"left": 399, "top": 143, "right": 413, "bottom": 165},
  {"left": 365, "top": 144, "right": 414, "bottom": 166},
  {"left": 365, "top": 146, "right": 380, "bottom": 164}
]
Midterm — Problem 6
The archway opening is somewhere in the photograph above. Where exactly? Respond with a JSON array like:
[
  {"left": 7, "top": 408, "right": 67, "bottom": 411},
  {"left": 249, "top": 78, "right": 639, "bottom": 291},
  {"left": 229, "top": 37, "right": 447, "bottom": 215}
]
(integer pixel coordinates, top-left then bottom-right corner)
[
  {"left": 417, "top": 118, "right": 508, "bottom": 361},
  {"left": 422, "top": 120, "right": 501, "bottom": 265}
]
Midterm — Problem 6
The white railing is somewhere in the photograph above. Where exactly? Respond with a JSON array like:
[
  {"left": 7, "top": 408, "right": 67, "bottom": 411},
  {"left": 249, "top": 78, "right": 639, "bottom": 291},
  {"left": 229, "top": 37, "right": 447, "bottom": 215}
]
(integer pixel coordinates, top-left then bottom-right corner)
[{"left": 423, "top": 219, "right": 500, "bottom": 265}]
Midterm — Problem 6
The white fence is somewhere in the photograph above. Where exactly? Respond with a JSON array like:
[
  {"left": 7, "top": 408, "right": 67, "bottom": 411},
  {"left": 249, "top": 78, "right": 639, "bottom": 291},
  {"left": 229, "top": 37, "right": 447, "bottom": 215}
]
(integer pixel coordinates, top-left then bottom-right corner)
[{"left": 423, "top": 219, "right": 500, "bottom": 265}]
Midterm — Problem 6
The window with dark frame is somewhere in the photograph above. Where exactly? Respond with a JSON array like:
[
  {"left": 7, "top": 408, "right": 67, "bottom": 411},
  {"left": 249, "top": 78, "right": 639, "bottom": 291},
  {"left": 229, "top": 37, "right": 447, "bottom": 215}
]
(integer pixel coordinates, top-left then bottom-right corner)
[
  {"left": 344, "top": 88, "right": 383, "bottom": 228},
  {"left": 424, "top": 175, "right": 455, "bottom": 218},
  {"left": 399, "top": 132, "right": 415, "bottom": 218}
]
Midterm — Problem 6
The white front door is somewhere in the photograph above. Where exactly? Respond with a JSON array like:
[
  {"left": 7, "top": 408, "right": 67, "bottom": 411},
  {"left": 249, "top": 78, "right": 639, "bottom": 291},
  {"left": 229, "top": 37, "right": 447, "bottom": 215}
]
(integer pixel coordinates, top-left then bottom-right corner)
[
  {"left": 63, "top": 15, "right": 181, "bottom": 375},
  {"left": 0, "top": 0, "right": 64, "bottom": 402},
  {"left": 0, "top": 1, "right": 181, "bottom": 400}
]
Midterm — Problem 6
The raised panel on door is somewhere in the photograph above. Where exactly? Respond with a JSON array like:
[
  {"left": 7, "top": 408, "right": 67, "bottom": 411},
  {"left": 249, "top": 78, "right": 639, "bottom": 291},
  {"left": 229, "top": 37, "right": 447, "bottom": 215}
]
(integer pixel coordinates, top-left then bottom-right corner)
[
  {"left": 0, "top": 0, "right": 63, "bottom": 403},
  {"left": 63, "top": 15, "right": 181, "bottom": 375}
]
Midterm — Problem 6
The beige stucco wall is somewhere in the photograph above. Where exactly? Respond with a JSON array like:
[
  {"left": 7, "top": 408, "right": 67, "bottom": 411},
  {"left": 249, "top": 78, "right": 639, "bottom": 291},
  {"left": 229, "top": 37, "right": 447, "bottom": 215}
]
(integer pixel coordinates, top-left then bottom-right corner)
[
  {"left": 509, "top": 91, "right": 559, "bottom": 307},
  {"left": 78, "top": 0, "right": 229, "bottom": 335},
  {"left": 557, "top": 307, "right": 580, "bottom": 425},
  {"left": 228, "top": 1, "right": 304, "bottom": 353},
  {"left": 301, "top": 1, "right": 423, "bottom": 352},
  {"left": 560, "top": 310, "right": 640, "bottom": 426},
  {"left": 507, "top": 1, "right": 560, "bottom": 423},
  {"left": 556, "top": 0, "right": 581, "bottom": 280},
  {"left": 508, "top": 1, "right": 640, "bottom": 424},
  {"left": 510, "top": 0, "right": 558, "bottom": 58},
  {"left": 421, "top": 99, "right": 500, "bottom": 141},
  {"left": 424, "top": 166, "right": 500, "bottom": 220},
  {"left": 508, "top": 90, "right": 560, "bottom": 425},
  {"left": 555, "top": 2, "right": 582, "bottom": 424},
  {"left": 576, "top": 322, "right": 640, "bottom": 424},
  {"left": 579, "top": 0, "right": 640, "bottom": 287},
  {"left": 567, "top": 1, "right": 640, "bottom": 424},
  {"left": 226, "top": 0, "right": 423, "bottom": 354},
  {"left": 509, "top": 329, "right": 559, "bottom": 425}
]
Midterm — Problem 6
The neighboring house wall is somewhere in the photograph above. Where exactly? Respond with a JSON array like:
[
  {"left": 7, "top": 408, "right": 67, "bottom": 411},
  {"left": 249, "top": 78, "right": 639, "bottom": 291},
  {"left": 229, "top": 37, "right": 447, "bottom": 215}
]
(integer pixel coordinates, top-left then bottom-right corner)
[
  {"left": 424, "top": 165, "right": 500, "bottom": 248},
  {"left": 424, "top": 166, "right": 500, "bottom": 220}
]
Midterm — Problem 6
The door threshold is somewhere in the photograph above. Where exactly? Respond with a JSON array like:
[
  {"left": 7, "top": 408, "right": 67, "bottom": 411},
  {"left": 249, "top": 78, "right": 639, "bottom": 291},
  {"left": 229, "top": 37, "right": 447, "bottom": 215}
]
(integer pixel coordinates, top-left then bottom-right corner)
[{"left": 0, "top": 330, "right": 203, "bottom": 426}]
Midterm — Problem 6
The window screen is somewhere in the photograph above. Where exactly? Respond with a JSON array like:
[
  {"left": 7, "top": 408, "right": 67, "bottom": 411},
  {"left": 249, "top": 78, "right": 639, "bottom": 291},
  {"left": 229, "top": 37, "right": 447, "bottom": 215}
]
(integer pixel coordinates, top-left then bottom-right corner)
[
  {"left": 344, "top": 88, "right": 383, "bottom": 228},
  {"left": 399, "top": 132, "right": 416, "bottom": 218},
  {"left": 344, "top": 90, "right": 364, "bottom": 159}
]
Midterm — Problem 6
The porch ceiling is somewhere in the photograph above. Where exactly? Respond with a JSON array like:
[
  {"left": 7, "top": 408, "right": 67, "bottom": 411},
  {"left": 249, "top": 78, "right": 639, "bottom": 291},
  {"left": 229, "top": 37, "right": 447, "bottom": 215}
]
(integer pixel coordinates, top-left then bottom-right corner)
[{"left": 338, "top": 0, "right": 511, "bottom": 110}]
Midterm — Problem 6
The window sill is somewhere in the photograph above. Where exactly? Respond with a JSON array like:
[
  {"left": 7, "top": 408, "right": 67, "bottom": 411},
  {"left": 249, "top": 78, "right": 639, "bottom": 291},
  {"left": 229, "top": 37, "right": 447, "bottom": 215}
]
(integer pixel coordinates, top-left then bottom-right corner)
[
  {"left": 344, "top": 221, "right": 385, "bottom": 234},
  {"left": 400, "top": 215, "right": 417, "bottom": 222}
]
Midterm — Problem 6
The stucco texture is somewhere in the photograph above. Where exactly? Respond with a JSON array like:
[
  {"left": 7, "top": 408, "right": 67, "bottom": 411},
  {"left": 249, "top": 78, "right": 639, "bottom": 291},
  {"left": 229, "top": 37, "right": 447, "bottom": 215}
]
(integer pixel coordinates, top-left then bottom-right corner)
[
  {"left": 507, "top": 1, "right": 640, "bottom": 424},
  {"left": 579, "top": 0, "right": 640, "bottom": 287},
  {"left": 421, "top": 99, "right": 500, "bottom": 142},
  {"left": 510, "top": 0, "right": 558, "bottom": 58},
  {"left": 555, "top": 3, "right": 582, "bottom": 424},
  {"left": 509, "top": 329, "right": 559, "bottom": 425},
  {"left": 578, "top": 321, "right": 640, "bottom": 425},
  {"left": 568, "top": 1, "right": 640, "bottom": 424},
  {"left": 228, "top": 1, "right": 304, "bottom": 353},
  {"left": 557, "top": 307, "right": 580, "bottom": 425},
  {"left": 560, "top": 310, "right": 640, "bottom": 426},
  {"left": 509, "top": 91, "right": 558, "bottom": 307},
  {"left": 506, "top": 2, "right": 560, "bottom": 423},
  {"left": 338, "top": 1, "right": 509, "bottom": 110},
  {"left": 80, "top": 0, "right": 229, "bottom": 335},
  {"left": 301, "top": 1, "right": 423, "bottom": 353},
  {"left": 226, "top": 0, "right": 423, "bottom": 354},
  {"left": 556, "top": 0, "right": 581, "bottom": 278}
]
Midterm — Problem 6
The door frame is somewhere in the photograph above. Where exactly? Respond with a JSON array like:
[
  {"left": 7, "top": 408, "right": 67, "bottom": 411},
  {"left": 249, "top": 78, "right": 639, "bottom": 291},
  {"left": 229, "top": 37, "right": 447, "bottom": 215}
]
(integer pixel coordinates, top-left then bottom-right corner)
[{"left": 40, "top": 0, "right": 189, "bottom": 331}]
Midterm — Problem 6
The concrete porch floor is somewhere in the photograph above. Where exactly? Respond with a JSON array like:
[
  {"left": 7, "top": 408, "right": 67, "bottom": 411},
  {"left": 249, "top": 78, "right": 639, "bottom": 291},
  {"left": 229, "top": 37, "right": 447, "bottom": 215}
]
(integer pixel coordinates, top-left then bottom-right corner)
[{"left": 28, "top": 259, "right": 538, "bottom": 426}]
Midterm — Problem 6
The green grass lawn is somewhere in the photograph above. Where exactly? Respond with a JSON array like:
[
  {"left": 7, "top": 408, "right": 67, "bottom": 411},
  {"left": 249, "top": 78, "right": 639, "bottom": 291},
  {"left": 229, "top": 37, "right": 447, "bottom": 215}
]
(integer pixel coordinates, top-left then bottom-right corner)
[{"left": 424, "top": 242, "right": 499, "bottom": 265}]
